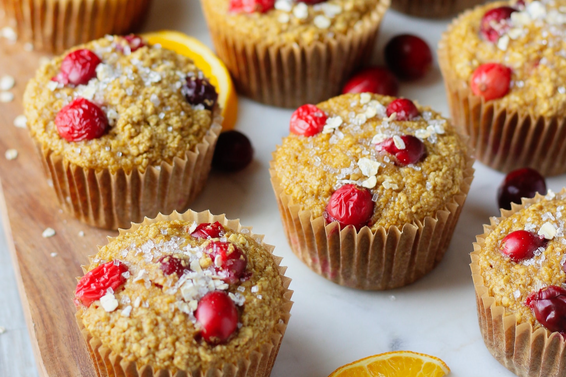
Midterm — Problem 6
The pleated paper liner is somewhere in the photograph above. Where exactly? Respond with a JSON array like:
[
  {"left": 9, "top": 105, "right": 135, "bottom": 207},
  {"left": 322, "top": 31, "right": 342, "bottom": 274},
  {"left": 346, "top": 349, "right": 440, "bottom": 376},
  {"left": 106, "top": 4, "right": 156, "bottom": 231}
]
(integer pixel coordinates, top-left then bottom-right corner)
[
  {"left": 391, "top": 0, "right": 486, "bottom": 18},
  {"left": 33, "top": 109, "right": 222, "bottom": 230},
  {"left": 200, "top": 0, "right": 389, "bottom": 109},
  {"left": 76, "top": 209, "right": 294, "bottom": 377},
  {"left": 471, "top": 190, "right": 566, "bottom": 377},
  {"left": 269, "top": 152, "right": 475, "bottom": 290},
  {"left": 0, "top": 0, "right": 152, "bottom": 53}
]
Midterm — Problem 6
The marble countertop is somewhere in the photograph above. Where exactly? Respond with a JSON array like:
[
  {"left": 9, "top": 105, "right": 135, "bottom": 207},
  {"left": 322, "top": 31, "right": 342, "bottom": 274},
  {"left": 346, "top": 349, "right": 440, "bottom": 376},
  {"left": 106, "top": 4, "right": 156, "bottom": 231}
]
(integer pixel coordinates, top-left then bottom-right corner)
[{"left": 1, "top": 1, "right": 564, "bottom": 376}]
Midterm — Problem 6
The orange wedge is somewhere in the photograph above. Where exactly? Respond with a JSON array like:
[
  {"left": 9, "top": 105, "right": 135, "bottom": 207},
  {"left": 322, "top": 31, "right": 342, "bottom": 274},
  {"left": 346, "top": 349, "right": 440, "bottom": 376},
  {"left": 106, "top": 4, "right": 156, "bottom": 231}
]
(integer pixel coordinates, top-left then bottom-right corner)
[
  {"left": 329, "top": 351, "right": 450, "bottom": 377},
  {"left": 143, "top": 30, "right": 238, "bottom": 131}
]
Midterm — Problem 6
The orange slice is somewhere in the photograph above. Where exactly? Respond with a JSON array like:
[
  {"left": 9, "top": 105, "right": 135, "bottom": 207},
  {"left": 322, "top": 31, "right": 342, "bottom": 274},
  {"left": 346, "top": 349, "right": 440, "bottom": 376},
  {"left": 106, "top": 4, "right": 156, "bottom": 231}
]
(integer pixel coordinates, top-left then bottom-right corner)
[
  {"left": 143, "top": 30, "right": 238, "bottom": 131},
  {"left": 329, "top": 351, "right": 451, "bottom": 377}
]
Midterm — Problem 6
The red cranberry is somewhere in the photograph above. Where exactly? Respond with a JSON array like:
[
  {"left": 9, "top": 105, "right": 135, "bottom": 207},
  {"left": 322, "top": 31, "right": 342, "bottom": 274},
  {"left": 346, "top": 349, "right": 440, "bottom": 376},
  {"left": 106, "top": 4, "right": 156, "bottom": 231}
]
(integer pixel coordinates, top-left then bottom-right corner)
[
  {"left": 117, "top": 34, "right": 146, "bottom": 53},
  {"left": 55, "top": 98, "right": 108, "bottom": 142},
  {"left": 191, "top": 222, "right": 225, "bottom": 239},
  {"left": 471, "top": 63, "right": 512, "bottom": 101},
  {"left": 185, "top": 77, "right": 218, "bottom": 111},
  {"left": 480, "top": 6, "right": 517, "bottom": 42},
  {"left": 75, "top": 261, "right": 128, "bottom": 307},
  {"left": 212, "top": 131, "right": 254, "bottom": 172},
  {"left": 342, "top": 67, "right": 399, "bottom": 97},
  {"left": 52, "top": 49, "right": 101, "bottom": 86},
  {"left": 386, "top": 98, "right": 420, "bottom": 121},
  {"left": 158, "top": 255, "right": 188, "bottom": 276},
  {"left": 229, "top": 0, "right": 275, "bottom": 13},
  {"left": 376, "top": 135, "right": 426, "bottom": 166},
  {"left": 195, "top": 291, "right": 239, "bottom": 344},
  {"left": 205, "top": 241, "right": 247, "bottom": 284},
  {"left": 497, "top": 168, "right": 547, "bottom": 210},
  {"left": 384, "top": 34, "right": 433, "bottom": 81},
  {"left": 324, "top": 184, "right": 373, "bottom": 230},
  {"left": 290, "top": 104, "right": 328, "bottom": 136},
  {"left": 526, "top": 286, "right": 566, "bottom": 334},
  {"left": 500, "top": 230, "right": 546, "bottom": 262}
]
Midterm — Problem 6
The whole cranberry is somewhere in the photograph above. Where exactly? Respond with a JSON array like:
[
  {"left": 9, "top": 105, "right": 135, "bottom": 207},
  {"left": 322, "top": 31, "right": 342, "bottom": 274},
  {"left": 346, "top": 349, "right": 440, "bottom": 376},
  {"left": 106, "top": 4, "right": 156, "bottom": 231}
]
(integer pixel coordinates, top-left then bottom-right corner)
[
  {"left": 117, "top": 34, "right": 146, "bottom": 53},
  {"left": 52, "top": 49, "right": 101, "bottom": 86},
  {"left": 290, "top": 104, "right": 328, "bottom": 136},
  {"left": 497, "top": 168, "right": 547, "bottom": 210},
  {"left": 229, "top": 0, "right": 275, "bottom": 13},
  {"left": 212, "top": 131, "right": 254, "bottom": 172},
  {"left": 205, "top": 241, "right": 247, "bottom": 284},
  {"left": 470, "top": 63, "right": 512, "bottom": 101},
  {"left": 158, "top": 255, "right": 189, "bottom": 276},
  {"left": 480, "top": 6, "right": 517, "bottom": 42},
  {"left": 191, "top": 222, "right": 225, "bottom": 239},
  {"left": 526, "top": 286, "right": 566, "bottom": 334},
  {"left": 386, "top": 98, "right": 420, "bottom": 121},
  {"left": 376, "top": 135, "right": 426, "bottom": 166},
  {"left": 500, "top": 230, "right": 547, "bottom": 262},
  {"left": 185, "top": 77, "right": 218, "bottom": 110},
  {"left": 384, "top": 34, "right": 433, "bottom": 81},
  {"left": 342, "top": 67, "right": 399, "bottom": 97},
  {"left": 55, "top": 98, "right": 108, "bottom": 142},
  {"left": 324, "top": 184, "right": 373, "bottom": 230},
  {"left": 195, "top": 291, "right": 239, "bottom": 344}
]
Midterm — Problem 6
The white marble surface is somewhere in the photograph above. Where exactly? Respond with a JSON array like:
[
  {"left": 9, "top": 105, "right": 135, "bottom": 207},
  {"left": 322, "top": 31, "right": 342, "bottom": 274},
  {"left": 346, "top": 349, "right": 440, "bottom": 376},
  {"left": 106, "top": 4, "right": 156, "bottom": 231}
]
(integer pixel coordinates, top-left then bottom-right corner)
[{"left": 2, "top": 1, "right": 566, "bottom": 376}]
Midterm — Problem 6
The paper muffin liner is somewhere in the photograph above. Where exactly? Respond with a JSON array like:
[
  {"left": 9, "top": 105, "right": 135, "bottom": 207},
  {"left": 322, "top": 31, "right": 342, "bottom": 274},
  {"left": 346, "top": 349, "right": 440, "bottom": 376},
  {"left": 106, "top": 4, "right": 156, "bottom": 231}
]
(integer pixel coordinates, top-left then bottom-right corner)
[
  {"left": 391, "top": 0, "right": 486, "bottom": 18},
  {"left": 1, "top": 0, "right": 153, "bottom": 53},
  {"left": 471, "top": 189, "right": 566, "bottom": 377},
  {"left": 200, "top": 0, "right": 389, "bottom": 109},
  {"left": 33, "top": 110, "right": 222, "bottom": 230},
  {"left": 76, "top": 209, "right": 293, "bottom": 377},
  {"left": 269, "top": 151, "right": 475, "bottom": 290}
]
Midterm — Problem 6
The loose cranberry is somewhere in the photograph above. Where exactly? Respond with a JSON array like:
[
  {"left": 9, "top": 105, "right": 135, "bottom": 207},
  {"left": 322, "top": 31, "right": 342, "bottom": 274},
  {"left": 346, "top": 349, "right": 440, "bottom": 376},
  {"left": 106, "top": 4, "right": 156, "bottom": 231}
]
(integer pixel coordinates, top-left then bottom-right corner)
[
  {"left": 480, "top": 6, "right": 517, "bottom": 42},
  {"left": 497, "top": 168, "right": 547, "bottom": 210},
  {"left": 75, "top": 261, "right": 128, "bottom": 307},
  {"left": 55, "top": 98, "right": 108, "bottom": 142},
  {"left": 212, "top": 131, "right": 254, "bottom": 172},
  {"left": 52, "top": 49, "right": 101, "bottom": 86},
  {"left": 342, "top": 67, "right": 399, "bottom": 97},
  {"left": 117, "top": 34, "right": 146, "bottom": 53},
  {"left": 191, "top": 222, "right": 225, "bottom": 239},
  {"left": 205, "top": 241, "right": 247, "bottom": 284},
  {"left": 384, "top": 34, "right": 433, "bottom": 81},
  {"left": 376, "top": 135, "right": 426, "bottom": 166},
  {"left": 386, "top": 98, "right": 420, "bottom": 121},
  {"left": 196, "top": 291, "right": 239, "bottom": 344},
  {"left": 158, "top": 255, "right": 188, "bottom": 276},
  {"left": 185, "top": 77, "right": 218, "bottom": 111},
  {"left": 290, "top": 104, "right": 328, "bottom": 136},
  {"left": 470, "top": 63, "right": 512, "bottom": 101},
  {"left": 526, "top": 286, "right": 566, "bottom": 334},
  {"left": 229, "top": 0, "right": 275, "bottom": 13},
  {"left": 324, "top": 184, "right": 373, "bottom": 230},
  {"left": 500, "top": 230, "right": 546, "bottom": 262}
]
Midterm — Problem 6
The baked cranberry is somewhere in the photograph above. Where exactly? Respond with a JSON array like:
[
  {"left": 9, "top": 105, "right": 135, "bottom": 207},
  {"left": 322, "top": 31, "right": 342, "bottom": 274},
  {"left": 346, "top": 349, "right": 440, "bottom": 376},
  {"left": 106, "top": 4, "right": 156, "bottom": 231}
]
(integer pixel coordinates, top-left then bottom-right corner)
[
  {"left": 384, "top": 34, "right": 433, "bottom": 81},
  {"left": 191, "top": 222, "right": 225, "bottom": 239},
  {"left": 324, "top": 184, "right": 373, "bottom": 230},
  {"left": 500, "top": 230, "right": 546, "bottom": 262},
  {"left": 117, "top": 34, "right": 146, "bottom": 53},
  {"left": 212, "top": 131, "right": 254, "bottom": 172},
  {"left": 158, "top": 255, "right": 188, "bottom": 276},
  {"left": 75, "top": 261, "right": 128, "bottom": 307},
  {"left": 515, "top": 0, "right": 526, "bottom": 9},
  {"left": 342, "top": 67, "right": 399, "bottom": 97},
  {"left": 480, "top": 6, "right": 517, "bottom": 42},
  {"left": 229, "top": 0, "right": 275, "bottom": 13},
  {"left": 195, "top": 291, "right": 239, "bottom": 344},
  {"left": 376, "top": 135, "right": 426, "bottom": 166},
  {"left": 52, "top": 49, "right": 101, "bottom": 86},
  {"left": 471, "top": 63, "right": 512, "bottom": 101},
  {"left": 205, "top": 241, "right": 247, "bottom": 284},
  {"left": 55, "top": 98, "right": 108, "bottom": 142},
  {"left": 290, "top": 104, "right": 328, "bottom": 136},
  {"left": 526, "top": 286, "right": 566, "bottom": 334},
  {"left": 497, "top": 168, "right": 547, "bottom": 210},
  {"left": 386, "top": 98, "right": 420, "bottom": 121},
  {"left": 185, "top": 77, "right": 218, "bottom": 111}
]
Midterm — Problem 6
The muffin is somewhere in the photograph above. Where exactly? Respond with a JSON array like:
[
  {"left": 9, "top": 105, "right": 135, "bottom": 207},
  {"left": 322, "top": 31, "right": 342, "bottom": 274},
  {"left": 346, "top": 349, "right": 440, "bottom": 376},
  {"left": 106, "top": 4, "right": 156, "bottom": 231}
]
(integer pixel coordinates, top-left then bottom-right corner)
[
  {"left": 471, "top": 189, "right": 566, "bottom": 377},
  {"left": 24, "top": 36, "right": 222, "bottom": 230},
  {"left": 270, "top": 93, "right": 474, "bottom": 290},
  {"left": 200, "top": 0, "right": 389, "bottom": 108},
  {"left": 391, "top": 0, "right": 487, "bottom": 18},
  {"left": 1, "top": 0, "right": 153, "bottom": 53},
  {"left": 439, "top": 0, "right": 566, "bottom": 176},
  {"left": 75, "top": 210, "right": 293, "bottom": 377}
]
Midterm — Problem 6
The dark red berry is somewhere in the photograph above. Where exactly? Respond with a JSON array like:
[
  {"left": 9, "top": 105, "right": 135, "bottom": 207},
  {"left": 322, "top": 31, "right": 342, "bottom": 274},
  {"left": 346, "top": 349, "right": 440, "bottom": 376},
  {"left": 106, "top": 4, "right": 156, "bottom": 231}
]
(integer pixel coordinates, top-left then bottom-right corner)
[
  {"left": 480, "top": 6, "right": 517, "bottom": 42},
  {"left": 55, "top": 98, "right": 108, "bottom": 142},
  {"left": 75, "top": 261, "right": 128, "bottom": 307},
  {"left": 342, "top": 67, "right": 399, "bottom": 97},
  {"left": 324, "top": 184, "right": 373, "bottom": 230},
  {"left": 191, "top": 222, "right": 225, "bottom": 239},
  {"left": 117, "top": 34, "right": 146, "bottom": 53},
  {"left": 158, "top": 255, "right": 188, "bottom": 276},
  {"left": 205, "top": 241, "right": 247, "bottom": 284},
  {"left": 229, "top": 0, "right": 275, "bottom": 13},
  {"left": 500, "top": 230, "right": 547, "bottom": 262},
  {"left": 52, "top": 49, "right": 101, "bottom": 86},
  {"left": 185, "top": 77, "right": 218, "bottom": 110},
  {"left": 195, "top": 291, "right": 239, "bottom": 344},
  {"left": 497, "top": 168, "right": 547, "bottom": 210},
  {"left": 526, "top": 286, "right": 566, "bottom": 333},
  {"left": 471, "top": 63, "right": 512, "bottom": 101},
  {"left": 376, "top": 135, "right": 426, "bottom": 166},
  {"left": 290, "top": 104, "right": 328, "bottom": 136},
  {"left": 384, "top": 34, "right": 433, "bottom": 81},
  {"left": 386, "top": 98, "right": 420, "bottom": 121},
  {"left": 212, "top": 131, "right": 254, "bottom": 172}
]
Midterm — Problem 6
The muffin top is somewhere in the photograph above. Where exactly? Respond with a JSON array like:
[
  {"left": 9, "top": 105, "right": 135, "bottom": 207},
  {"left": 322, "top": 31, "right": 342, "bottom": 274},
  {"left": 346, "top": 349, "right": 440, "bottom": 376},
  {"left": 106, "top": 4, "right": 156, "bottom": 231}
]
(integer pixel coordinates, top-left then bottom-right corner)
[
  {"left": 24, "top": 36, "right": 218, "bottom": 174},
  {"left": 203, "top": 0, "right": 387, "bottom": 45},
  {"left": 75, "top": 219, "right": 288, "bottom": 372},
  {"left": 271, "top": 93, "right": 470, "bottom": 230},
  {"left": 444, "top": 0, "right": 566, "bottom": 117}
]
